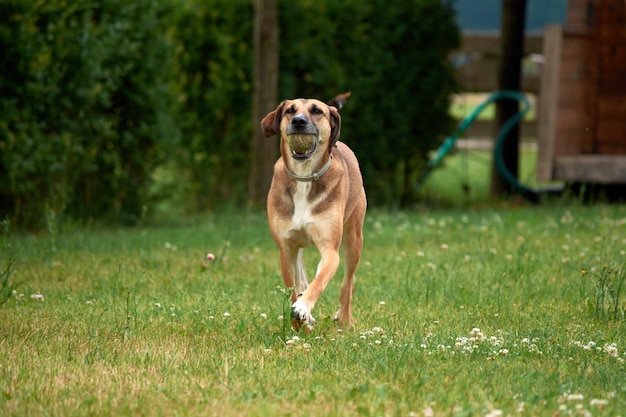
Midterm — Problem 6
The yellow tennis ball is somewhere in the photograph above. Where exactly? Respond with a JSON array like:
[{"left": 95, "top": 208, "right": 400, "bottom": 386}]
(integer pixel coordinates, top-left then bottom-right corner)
[{"left": 287, "top": 134, "right": 316, "bottom": 153}]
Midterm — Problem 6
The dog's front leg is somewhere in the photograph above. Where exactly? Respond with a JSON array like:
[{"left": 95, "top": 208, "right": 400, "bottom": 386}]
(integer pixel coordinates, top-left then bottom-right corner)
[{"left": 291, "top": 245, "right": 340, "bottom": 326}]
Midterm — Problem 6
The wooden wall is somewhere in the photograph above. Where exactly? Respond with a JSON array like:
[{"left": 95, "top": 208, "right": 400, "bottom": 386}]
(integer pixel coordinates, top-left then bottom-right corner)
[
  {"left": 596, "top": 0, "right": 626, "bottom": 154},
  {"left": 537, "top": 0, "right": 626, "bottom": 183}
]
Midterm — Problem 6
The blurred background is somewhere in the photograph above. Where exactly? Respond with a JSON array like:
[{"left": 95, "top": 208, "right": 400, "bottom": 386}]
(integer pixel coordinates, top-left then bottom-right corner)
[{"left": 0, "top": 0, "right": 573, "bottom": 229}]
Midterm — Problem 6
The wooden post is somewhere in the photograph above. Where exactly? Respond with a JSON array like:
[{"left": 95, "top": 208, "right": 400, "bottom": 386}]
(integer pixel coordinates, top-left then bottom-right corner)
[
  {"left": 248, "top": 0, "right": 279, "bottom": 207},
  {"left": 536, "top": 25, "right": 562, "bottom": 182},
  {"left": 490, "top": 0, "right": 527, "bottom": 196}
]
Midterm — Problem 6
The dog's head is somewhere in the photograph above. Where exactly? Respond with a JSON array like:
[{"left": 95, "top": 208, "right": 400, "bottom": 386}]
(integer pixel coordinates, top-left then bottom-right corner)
[{"left": 261, "top": 93, "right": 350, "bottom": 161}]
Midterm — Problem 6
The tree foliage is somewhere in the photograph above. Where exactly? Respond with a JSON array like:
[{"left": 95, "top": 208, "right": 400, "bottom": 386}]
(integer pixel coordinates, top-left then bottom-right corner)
[
  {"left": 279, "top": 0, "right": 460, "bottom": 205},
  {"left": 0, "top": 0, "right": 179, "bottom": 227},
  {"left": 0, "top": 0, "right": 459, "bottom": 227}
]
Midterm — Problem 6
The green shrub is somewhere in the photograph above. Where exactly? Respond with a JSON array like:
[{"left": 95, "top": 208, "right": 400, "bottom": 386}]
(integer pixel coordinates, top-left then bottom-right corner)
[
  {"left": 169, "top": 0, "right": 254, "bottom": 211},
  {"left": 279, "top": 0, "right": 460, "bottom": 207},
  {"left": 0, "top": 0, "right": 459, "bottom": 227},
  {"left": 0, "top": 0, "right": 179, "bottom": 227}
]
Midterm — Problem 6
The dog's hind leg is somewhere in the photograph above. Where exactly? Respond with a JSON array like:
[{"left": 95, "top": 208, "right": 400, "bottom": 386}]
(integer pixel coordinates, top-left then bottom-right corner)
[{"left": 334, "top": 211, "right": 364, "bottom": 329}]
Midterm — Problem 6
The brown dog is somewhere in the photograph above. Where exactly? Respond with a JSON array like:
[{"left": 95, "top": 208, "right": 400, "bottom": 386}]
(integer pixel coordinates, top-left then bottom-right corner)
[{"left": 261, "top": 93, "right": 366, "bottom": 331}]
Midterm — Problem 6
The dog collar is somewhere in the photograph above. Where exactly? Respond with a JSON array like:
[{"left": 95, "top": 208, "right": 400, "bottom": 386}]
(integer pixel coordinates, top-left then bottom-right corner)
[{"left": 285, "top": 155, "right": 333, "bottom": 182}]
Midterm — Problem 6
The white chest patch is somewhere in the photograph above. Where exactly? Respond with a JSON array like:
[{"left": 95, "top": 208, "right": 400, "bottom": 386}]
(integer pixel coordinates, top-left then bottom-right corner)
[{"left": 283, "top": 182, "right": 315, "bottom": 246}]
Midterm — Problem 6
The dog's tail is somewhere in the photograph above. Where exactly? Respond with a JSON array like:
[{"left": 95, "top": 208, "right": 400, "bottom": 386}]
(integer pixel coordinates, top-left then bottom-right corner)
[{"left": 327, "top": 92, "right": 351, "bottom": 110}]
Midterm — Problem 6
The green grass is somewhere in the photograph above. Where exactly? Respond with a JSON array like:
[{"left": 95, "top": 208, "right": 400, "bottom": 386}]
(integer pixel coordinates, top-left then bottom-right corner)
[
  {"left": 417, "top": 148, "right": 563, "bottom": 206},
  {"left": 1, "top": 203, "right": 626, "bottom": 416}
]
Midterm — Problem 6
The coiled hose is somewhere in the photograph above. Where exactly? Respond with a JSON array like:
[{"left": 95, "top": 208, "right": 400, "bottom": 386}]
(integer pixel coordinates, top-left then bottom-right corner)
[{"left": 415, "top": 90, "right": 540, "bottom": 203}]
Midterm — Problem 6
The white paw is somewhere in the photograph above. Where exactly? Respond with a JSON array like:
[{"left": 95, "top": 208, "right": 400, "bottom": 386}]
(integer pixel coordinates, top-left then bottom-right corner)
[{"left": 291, "top": 300, "right": 316, "bottom": 325}]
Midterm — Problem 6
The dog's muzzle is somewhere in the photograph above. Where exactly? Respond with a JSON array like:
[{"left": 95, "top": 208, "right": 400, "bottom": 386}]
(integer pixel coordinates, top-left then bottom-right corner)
[{"left": 286, "top": 115, "right": 318, "bottom": 160}]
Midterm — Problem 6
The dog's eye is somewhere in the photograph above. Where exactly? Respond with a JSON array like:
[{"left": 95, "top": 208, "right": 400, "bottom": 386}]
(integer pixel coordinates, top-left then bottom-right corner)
[
  {"left": 285, "top": 106, "right": 295, "bottom": 114},
  {"left": 310, "top": 106, "right": 324, "bottom": 115}
]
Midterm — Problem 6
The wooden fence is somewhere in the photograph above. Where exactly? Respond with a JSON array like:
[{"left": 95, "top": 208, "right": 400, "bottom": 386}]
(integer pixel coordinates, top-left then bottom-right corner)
[{"left": 452, "top": 32, "right": 543, "bottom": 139}]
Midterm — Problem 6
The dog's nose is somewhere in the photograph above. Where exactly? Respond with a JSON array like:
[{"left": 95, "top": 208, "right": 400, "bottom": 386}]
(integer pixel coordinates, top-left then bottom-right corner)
[{"left": 291, "top": 115, "right": 307, "bottom": 127}]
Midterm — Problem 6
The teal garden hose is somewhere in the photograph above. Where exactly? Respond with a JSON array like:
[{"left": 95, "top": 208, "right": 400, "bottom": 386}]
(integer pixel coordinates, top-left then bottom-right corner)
[{"left": 415, "top": 90, "right": 541, "bottom": 203}]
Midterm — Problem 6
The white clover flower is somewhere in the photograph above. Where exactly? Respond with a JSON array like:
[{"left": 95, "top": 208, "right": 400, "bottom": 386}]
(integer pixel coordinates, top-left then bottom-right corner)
[
  {"left": 498, "top": 348, "right": 509, "bottom": 356},
  {"left": 567, "top": 393, "right": 584, "bottom": 401},
  {"left": 379, "top": 301, "right": 386, "bottom": 305},
  {"left": 470, "top": 328, "right": 485, "bottom": 341},
  {"left": 223, "top": 312, "right": 230, "bottom": 317},
  {"left": 260, "top": 313, "right": 267, "bottom": 319},
  {"left": 604, "top": 343, "right": 619, "bottom": 358},
  {"left": 590, "top": 398, "right": 609, "bottom": 408},
  {"left": 416, "top": 250, "right": 425, "bottom": 257},
  {"left": 440, "top": 243, "right": 449, "bottom": 250},
  {"left": 30, "top": 293, "right": 44, "bottom": 301}
]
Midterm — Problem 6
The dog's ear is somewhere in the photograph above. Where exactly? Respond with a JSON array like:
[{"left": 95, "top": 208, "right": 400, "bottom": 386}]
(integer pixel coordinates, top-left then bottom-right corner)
[
  {"left": 327, "top": 91, "right": 351, "bottom": 110},
  {"left": 260, "top": 101, "right": 286, "bottom": 138},
  {"left": 329, "top": 105, "right": 341, "bottom": 149}
]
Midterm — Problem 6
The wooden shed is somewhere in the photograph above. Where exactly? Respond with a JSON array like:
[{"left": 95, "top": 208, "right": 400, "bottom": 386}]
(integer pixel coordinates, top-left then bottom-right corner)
[{"left": 537, "top": 0, "right": 626, "bottom": 184}]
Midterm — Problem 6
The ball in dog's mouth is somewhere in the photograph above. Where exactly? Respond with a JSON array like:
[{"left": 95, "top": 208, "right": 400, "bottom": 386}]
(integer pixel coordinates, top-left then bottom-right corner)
[{"left": 287, "top": 134, "right": 317, "bottom": 158}]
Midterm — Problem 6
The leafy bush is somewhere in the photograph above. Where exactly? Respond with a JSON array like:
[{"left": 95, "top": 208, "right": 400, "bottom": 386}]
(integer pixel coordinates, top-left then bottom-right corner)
[
  {"left": 0, "top": 0, "right": 179, "bottom": 227},
  {"left": 169, "top": 0, "right": 254, "bottom": 211},
  {"left": 0, "top": 0, "right": 459, "bottom": 227},
  {"left": 279, "top": 0, "right": 460, "bottom": 206}
]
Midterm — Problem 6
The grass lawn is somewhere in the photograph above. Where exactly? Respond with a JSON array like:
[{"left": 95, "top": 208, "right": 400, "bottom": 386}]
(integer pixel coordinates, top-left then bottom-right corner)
[
  {"left": 417, "top": 147, "right": 558, "bottom": 207},
  {"left": 1, "top": 200, "right": 626, "bottom": 416}
]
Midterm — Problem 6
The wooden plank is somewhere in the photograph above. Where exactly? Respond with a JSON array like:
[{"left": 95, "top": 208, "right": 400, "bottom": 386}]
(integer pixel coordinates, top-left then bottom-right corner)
[
  {"left": 560, "top": 37, "right": 594, "bottom": 59},
  {"left": 537, "top": 25, "right": 562, "bottom": 181},
  {"left": 599, "top": 70, "right": 626, "bottom": 95},
  {"left": 565, "top": 0, "right": 593, "bottom": 31},
  {"left": 598, "top": 97, "right": 626, "bottom": 117},
  {"left": 596, "top": 120, "right": 626, "bottom": 153},
  {"left": 558, "top": 57, "right": 598, "bottom": 82},
  {"left": 600, "top": 24, "right": 626, "bottom": 41},
  {"left": 596, "top": 0, "right": 626, "bottom": 23},
  {"left": 554, "top": 155, "right": 626, "bottom": 183},
  {"left": 557, "top": 84, "right": 596, "bottom": 109},
  {"left": 599, "top": 45, "right": 626, "bottom": 67}
]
